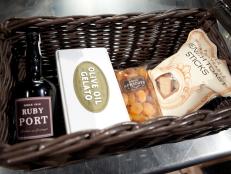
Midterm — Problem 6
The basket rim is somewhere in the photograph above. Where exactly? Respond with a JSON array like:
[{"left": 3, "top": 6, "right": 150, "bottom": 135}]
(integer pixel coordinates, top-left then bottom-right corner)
[{"left": 0, "top": 8, "right": 209, "bottom": 34}]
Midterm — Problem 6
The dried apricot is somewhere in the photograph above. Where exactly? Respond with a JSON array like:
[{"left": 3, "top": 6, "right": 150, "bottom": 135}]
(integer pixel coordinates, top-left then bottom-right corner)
[
  {"left": 128, "top": 93, "right": 136, "bottom": 106},
  {"left": 130, "top": 102, "right": 143, "bottom": 115},
  {"left": 135, "top": 90, "right": 146, "bottom": 103},
  {"left": 115, "top": 71, "right": 126, "bottom": 82},
  {"left": 131, "top": 114, "right": 146, "bottom": 122},
  {"left": 143, "top": 102, "right": 156, "bottom": 117},
  {"left": 138, "top": 67, "right": 147, "bottom": 78},
  {"left": 127, "top": 68, "right": 138, "bottom": 78}
]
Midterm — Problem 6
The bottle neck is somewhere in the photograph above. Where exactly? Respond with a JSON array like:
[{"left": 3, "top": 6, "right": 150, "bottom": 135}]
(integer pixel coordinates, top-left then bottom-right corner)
[{"left": 26, "top": 41, "right": 42, "bottom": 82}]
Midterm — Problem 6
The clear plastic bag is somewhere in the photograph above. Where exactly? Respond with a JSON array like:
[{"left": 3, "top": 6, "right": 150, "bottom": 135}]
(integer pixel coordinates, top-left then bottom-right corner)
[{"left": 115, "top": 66, "right": 162, "bottom": 122}]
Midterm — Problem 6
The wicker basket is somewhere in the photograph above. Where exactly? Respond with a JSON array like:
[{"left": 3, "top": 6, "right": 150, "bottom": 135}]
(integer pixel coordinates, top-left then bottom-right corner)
[{"left": 1, "top": 8, "right": 231, "bottom": 170}]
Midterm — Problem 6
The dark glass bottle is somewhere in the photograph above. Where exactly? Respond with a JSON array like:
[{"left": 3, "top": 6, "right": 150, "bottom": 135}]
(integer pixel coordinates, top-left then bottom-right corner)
[{"left": 14, "top": 32, "right": 56, "bottom": 141}]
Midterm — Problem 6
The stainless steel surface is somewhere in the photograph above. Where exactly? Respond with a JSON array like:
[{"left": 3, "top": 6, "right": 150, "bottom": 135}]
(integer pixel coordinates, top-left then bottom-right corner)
[
  {"left": 1, "top": 0, "right": 231, "bottom": 174},
  {"left": 0, "top": 0, "right": 213, "bottom": 21},
  {"left": 1, "top": 129, "right": 231, "bottom": 174}
]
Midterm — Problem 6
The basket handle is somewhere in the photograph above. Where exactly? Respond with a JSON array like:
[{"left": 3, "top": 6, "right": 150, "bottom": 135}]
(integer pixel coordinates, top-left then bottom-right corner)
[{"left": 212, "top": 0, "right": 231, "bottom": 35}]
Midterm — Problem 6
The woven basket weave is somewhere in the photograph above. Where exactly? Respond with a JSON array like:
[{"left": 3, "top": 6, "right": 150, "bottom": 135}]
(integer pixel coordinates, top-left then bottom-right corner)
[{"left": 1, "top": 8, "right": 231, "bottom": 170}]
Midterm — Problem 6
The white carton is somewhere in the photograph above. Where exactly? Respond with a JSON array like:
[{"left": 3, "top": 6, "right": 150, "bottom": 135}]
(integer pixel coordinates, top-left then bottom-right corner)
[{"left": 56, "top": 48, "right": 130, "bottom": 133}]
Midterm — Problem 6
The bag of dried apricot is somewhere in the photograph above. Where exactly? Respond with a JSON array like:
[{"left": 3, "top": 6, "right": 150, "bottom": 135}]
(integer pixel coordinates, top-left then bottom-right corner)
[{"left": 115, "top": 67, "right": 162, "bottom": 122}]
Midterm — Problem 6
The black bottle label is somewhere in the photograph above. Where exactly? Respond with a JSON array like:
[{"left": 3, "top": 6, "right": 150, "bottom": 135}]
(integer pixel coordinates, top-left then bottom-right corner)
[
  {"left": 121, "top": 76, "right": 146, "bottom": 92},
  {"left": 15, "top": 97, "right": 53, "bottom": 140}
]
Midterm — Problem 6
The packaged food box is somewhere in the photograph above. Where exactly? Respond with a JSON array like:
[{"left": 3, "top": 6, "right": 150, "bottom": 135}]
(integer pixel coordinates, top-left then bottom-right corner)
[{"left": 56, "top": 48, "right": 130, "bottom": 133}]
